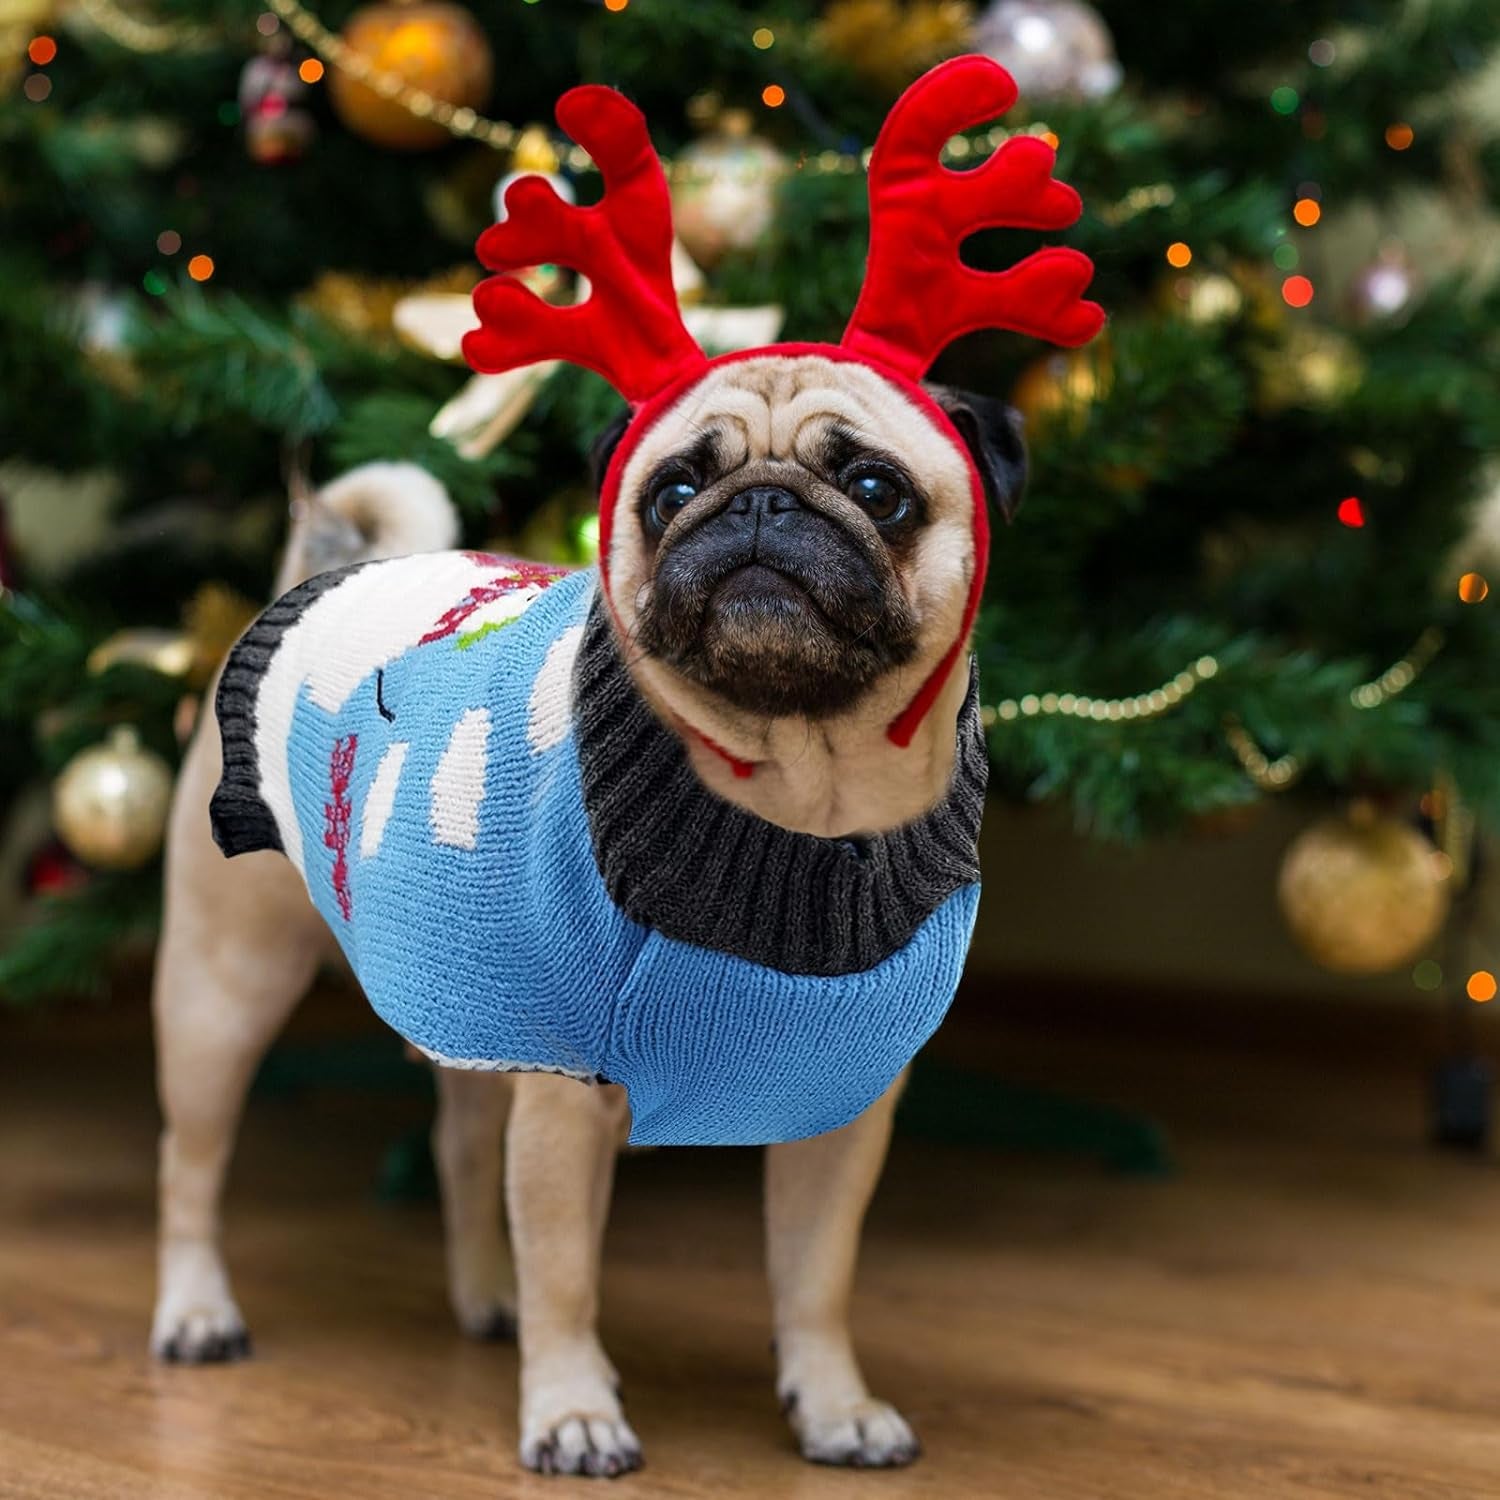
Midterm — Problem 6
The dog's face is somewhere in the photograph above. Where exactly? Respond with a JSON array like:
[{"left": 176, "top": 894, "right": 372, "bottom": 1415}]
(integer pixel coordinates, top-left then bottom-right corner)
[{"left": 599, "top": 354, "right": 1026, "bottom": 721}]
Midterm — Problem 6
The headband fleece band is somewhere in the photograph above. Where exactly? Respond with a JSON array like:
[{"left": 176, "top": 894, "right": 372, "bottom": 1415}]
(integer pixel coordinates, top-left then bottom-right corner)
[{"left": 462, "top": 54, "right": 1105, "bottom": 746}]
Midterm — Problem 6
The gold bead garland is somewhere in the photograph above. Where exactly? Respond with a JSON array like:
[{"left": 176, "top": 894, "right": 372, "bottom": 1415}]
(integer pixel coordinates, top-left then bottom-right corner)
[
  {"left": 984, "top": 627, "right": 1446, "bottom": 796},
  {"left": 980, "top": 654, "right": 1220, "bottom": 729},
  {"left": 73, "top": 0, "right": 212, "bottom": 52}
]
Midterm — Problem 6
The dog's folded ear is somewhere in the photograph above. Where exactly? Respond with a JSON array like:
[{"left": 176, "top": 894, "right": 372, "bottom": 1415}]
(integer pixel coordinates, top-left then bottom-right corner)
[
  {"left": 925, "top": 385, "right": 1029, "bottom": 524},
  {"left": 589, "top": 407, "right": 634, "bottom": 496}
]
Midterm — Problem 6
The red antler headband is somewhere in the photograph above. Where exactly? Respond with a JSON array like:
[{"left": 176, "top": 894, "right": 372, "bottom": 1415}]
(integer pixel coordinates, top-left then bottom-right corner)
[{"left": 464, "top": 55, "right": 1105, "bottom": 748}]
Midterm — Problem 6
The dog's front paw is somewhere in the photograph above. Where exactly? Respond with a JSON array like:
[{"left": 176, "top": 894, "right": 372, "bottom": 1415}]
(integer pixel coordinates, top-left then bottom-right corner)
[
  {"left": 521, "top": 1413, "right": 643, "bottom": 1479},
  {"left": 520, "top": 1349, "right": 642, "bottom": 1479},
  {"left": 784, "top": 1391, "right": 920, "bottom": 1468}
]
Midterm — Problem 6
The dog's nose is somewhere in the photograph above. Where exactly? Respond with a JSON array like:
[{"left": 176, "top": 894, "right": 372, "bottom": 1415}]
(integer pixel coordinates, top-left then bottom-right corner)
[{"left": 727, "top": 485, "right": 802, "bottom": 519}]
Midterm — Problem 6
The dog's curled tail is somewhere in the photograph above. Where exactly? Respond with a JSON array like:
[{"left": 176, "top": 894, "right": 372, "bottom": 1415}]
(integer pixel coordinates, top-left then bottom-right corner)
[{"left": 276, "top": 462, "right": 460, "bottom": 593}]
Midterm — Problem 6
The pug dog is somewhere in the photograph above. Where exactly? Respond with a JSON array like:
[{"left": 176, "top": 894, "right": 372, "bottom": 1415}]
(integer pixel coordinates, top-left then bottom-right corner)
[
  {"left": 192, "top": 355, "right": 1023, "bottom": 1478},
  {"left": 181, "top": 53, "right": 1100, "bottom": 1484}
]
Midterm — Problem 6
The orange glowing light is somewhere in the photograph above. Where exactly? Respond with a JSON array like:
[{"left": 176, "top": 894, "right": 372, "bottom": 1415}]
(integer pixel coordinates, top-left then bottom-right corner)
[
  {"left": 1385, "top": 122, "right": 1414, "bottom": 151},
  {"left": 761, "top": 83, "right": 785, "bottom": 108},
  {"left": 1039, "top": 129, "right": 1059, "bottom": 149},
  {"left": 27, "top": 34, "right": 57, "bottom": 65},
  {"left": 1336, "top": 496, "right": 1364, "bottom": 528},
  {"left": 604, "top": 0, "right": 629, "bottom": 11},
  {"left": 1165, "top": 241, "right": 1192, "bottom": 268},
  {"left": 1458, "top": 571, "right": 1489, "bottom": 604},
  {"left": 298, "top": 58, "right": 325, "bottom": 83},
  {"left": 187, "top": 254, "right": 216, "bottom": 282},
  {"left": 1281, "top": 274, "right": 1314, "bottom": 308},
  {"left": 1293, "top": 197, "right": 1321, "bottom": 226},
  {"left": 1468, "top": 971, "right": 1497, "bottom": 1003}
]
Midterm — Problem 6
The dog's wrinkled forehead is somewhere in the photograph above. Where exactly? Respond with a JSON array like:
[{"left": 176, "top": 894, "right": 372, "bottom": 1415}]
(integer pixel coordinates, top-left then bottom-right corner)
[{"left": 616, "top": 355, "right": 974, "bottom": 506}]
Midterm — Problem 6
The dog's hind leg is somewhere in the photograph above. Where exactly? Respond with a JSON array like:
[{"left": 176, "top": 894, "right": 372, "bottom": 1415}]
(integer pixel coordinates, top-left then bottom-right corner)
[
  {"left": 764, "top": 1073, "right": 919, "bottom": 1467},
  {"left": 506, "top": 1072, "right": 640, "bottom": 1478},
  {"left": 432, "top": 1066, "right": 516, "bottom": 1340},
  {"left": 151, "top": 727, "right": 324, "bottom": 1363}
]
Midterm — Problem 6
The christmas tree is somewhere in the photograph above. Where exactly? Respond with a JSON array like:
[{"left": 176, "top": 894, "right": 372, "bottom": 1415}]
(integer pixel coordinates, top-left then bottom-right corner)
[{"left": 2, "top": 0, "right": 1498, "bottom": 999}]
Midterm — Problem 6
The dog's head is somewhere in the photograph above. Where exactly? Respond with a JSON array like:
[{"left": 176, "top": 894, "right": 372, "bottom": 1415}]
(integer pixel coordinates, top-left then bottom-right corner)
[
  {"left": 463, "top": 58, "right": 1102, "bottom": 749},
  {"left": 595, "top": 354, "right": 1025, "bottom": 722}
]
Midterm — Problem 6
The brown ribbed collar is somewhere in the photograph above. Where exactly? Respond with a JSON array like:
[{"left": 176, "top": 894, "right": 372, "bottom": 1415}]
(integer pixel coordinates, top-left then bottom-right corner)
[{"left": 571, "top": 597, "right": 986, "bottom": 977}]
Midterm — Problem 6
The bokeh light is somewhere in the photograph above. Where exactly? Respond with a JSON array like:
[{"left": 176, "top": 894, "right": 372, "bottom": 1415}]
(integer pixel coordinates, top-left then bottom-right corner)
[
  {"left": 1337, "top": 497, "right": 1365, "bottom": 528},
  {"left": 1281, "top": 274, "right": 1314, "bottom": 308},
  {"left": 1308, "top": 38, "right": 1335, "bottom": 66},
  {"left": 1270, "top": 86, "right": 1299, "bottom": 115},
  {"left": 1273, "top": 243, "right": 1298, "bottom": 270},
  {"left": 255, "top": 12, "right": 280, "bottom": 35},
  {"left": 1385, "top": 122, "right": 1414, "bottom": 151},
  {"left": 1412, "top": 960, "right": 1442, "bottom": 992},
  {"left": 1165, "top": 242, "right": 1192, "bottom": 268},
  {"left": 156, "top": 229, "right": 182, "bottom": 255},
  {"left": 1293, "top": 197, "right": 1321, "bottom": 227},
  {"left": 761, "top": 83, "right": 785, "bottom": 108},
  {"left": 1458, "top": 571, "right": 1489, "bottom": 603},
  {"left": 1468, "top": 971, "right": 1497, "bottom": 1003},
  {"left": 603, "top": 0, "right": 628, "bottom": 11},
  {"left": 752, "top": 26, "right": 774, "bottom": 48},
  {"left": 22, "top": 73, "right": 51, "bottom": 102},
  {"left": 188, "top": 254, "right": 216, "bottom": 282},
  {"left": 298, "top": 58, "right": 325, "bottom": 83},
  {"left": 27, "top": 35, "right": 57, "bottom": 65}
]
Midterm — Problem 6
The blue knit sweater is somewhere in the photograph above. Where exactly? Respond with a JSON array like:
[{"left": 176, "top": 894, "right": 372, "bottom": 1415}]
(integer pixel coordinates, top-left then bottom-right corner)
[{"left": 211, "top": 553, "right": 985, "bottom": 1146}]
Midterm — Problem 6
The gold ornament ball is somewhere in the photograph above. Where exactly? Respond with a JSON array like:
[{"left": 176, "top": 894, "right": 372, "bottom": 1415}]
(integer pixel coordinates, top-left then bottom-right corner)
[
  {"left": 1277, "top": 806, "right": 1451, "bottom": 975},
  {"left": 327, "top": 0, "right": 493, "bottom": 151},
  {"left": 669, "top": 111, "right": 788, "bottom": 269},
  {"left": 52, "top": 727, "right": 174, "bottom": 871}
]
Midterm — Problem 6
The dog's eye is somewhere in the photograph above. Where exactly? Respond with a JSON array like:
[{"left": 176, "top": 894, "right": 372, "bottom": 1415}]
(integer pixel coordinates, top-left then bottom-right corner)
[
  {"left": 647, "top": 479, "right": 698, "bottom": 534},
  {"left": 846, "top": 473, "right": 908, "bottom": 524}
]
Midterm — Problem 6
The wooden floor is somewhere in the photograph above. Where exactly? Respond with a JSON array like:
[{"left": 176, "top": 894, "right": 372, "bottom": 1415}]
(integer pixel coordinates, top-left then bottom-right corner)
[{"left": 5, "top": 981, "right": 1500, "bottom": 1499}]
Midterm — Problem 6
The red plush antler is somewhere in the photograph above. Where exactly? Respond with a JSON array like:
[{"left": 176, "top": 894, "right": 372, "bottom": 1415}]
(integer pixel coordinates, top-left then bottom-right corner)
[
  {"left": 841, "top": 55, "right": 1105, "bottom": 379},
  {"left": 463, "top": 85, "right": 707, "bottom": 404}
]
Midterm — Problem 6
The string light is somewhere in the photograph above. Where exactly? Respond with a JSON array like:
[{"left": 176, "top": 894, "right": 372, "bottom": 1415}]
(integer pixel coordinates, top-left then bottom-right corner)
[
  {"left": 187, "top": 254, "right": 215, "bottom": 282},
  {"left": 1337, "top": 497, "right": 1364, "bottom": 528},
  {"left": 761, "top": 83, "right": 785, "bottom": 108},
  {"left": 1458, "top": 571, "right": 1489, "bottom": 603},
  {"left": 1293, "top": 197, "right": 1321, "bottom": 226},
  {"left": 1270, "top": 85, "right": 1299, "bottom": 115},
  {"left": 603, "top": 0, "right": 629, "bottom": 11},
  {"left": 27, "top": 34, "right": 57, "bottom": 64},
  {"left": 1281, "top": 274, "right": 1314, "bottom": 307},
  {"left": 1469, "top": 971, "right": 1498, "bottom": 1003},
  {"left": 1385, "top": 122, "right": 1414, "bottom": 150},
  {"left": 1165, "top": 241, "right": 1192, "bottom": 268},
  {"left": 156, "top": 229, "right": 181, "bottom": 254},
  {"left": 298, "top": 57, "right": 324, "bottom": 82},
  {"left": 752, "top": 26, "right": 774, "bottom": 48},
  {"left": 1272, "top": 243, "right": 1298, "bottom": 270}
]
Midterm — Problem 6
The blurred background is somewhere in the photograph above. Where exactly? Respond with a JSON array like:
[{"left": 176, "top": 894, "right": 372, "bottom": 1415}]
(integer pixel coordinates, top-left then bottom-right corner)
[
  {"left": 3, "top": 3, "right": 1500, "bottom": 1494},
  {"left": 2, "top": 0, "right": 1498, "bottom": 1022}
]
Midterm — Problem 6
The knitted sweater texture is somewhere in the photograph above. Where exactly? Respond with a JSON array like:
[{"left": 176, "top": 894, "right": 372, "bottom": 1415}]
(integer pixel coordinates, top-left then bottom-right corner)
[{"left": 212, "top": 553, "right": 985, "bottom": 1146}]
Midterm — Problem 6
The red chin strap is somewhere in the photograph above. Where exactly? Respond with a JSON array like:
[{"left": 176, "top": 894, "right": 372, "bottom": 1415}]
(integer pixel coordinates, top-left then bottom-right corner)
[
  {"left": 462, "top": 56, "right": 1103, "bottom": 764},
  {"left": 594, "top": 344, "right": 989, "bottom": 752}
]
